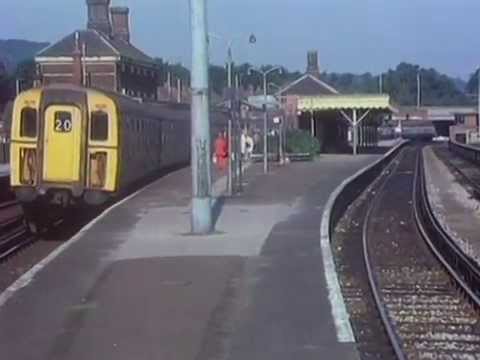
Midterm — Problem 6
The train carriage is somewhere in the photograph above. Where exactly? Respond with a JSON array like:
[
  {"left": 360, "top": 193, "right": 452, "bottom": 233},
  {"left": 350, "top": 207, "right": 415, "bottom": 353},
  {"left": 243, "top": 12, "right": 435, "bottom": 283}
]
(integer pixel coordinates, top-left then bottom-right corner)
[{"left": 9, "top": 84, "right": 200, "bottom": 231}]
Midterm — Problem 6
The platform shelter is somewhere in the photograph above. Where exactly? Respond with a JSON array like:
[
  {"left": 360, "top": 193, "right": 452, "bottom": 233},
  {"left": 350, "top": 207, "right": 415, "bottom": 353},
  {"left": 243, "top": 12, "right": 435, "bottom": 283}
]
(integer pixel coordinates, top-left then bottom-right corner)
[{"left": 298, "top": 94, "right": 396, "bottom": 154}]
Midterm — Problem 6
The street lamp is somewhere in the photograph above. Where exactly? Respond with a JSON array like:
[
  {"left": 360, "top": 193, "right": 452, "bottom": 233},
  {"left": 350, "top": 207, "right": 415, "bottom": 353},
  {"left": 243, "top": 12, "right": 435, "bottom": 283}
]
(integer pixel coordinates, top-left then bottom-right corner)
[
  {"left": 248, "top": 66, "right": 283, "bottom": 173},
  {"left": 417, "top": 70, "right": 421, "bottom": 108}
]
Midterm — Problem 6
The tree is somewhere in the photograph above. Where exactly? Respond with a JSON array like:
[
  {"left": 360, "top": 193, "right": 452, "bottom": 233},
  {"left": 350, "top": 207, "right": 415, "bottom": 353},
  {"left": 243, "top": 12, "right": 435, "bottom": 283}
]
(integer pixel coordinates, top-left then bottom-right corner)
[
  {"left": 466, "top": 69, "right": 480, "bottom": 96},
  {"left": 15, "top": 59, "right": 36, "bottom": 92},
  {"left": 151, "top": 58, "right": 472, "bottom": 106}
]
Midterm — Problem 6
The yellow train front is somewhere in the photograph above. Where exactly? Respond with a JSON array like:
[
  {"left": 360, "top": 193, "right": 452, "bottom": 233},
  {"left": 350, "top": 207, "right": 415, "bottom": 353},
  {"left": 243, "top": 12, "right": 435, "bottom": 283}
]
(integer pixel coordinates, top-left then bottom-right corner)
[{"left": 10, "top": 84, "right": 190, "bottom": 231}]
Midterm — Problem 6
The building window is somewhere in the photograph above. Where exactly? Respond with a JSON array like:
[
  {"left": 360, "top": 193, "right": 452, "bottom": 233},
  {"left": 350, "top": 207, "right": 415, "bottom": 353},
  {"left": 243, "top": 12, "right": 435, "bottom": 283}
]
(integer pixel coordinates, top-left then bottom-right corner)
[
  {"left": 20, "top": 107, "right": 37, "bottom": 138},
  {"left": 90, "top": 111, "right": 109, "bottom": 141}
]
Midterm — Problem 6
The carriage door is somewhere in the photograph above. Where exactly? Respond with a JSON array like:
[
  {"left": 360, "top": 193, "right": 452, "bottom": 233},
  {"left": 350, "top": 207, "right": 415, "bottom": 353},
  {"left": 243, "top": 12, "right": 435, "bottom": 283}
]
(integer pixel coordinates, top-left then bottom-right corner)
[{"left": 43, "top": 105, "right": 82, "bottom": 183}]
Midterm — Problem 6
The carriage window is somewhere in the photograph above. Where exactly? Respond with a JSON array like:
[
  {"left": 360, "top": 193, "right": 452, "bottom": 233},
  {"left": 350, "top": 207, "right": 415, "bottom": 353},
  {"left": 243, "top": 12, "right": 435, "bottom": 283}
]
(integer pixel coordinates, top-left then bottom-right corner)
[
  {"left": 20, "top": 107, "right": 37, "bottom": 137},
  {"left": 90, "top": 111, "right": 109, "bottom": 141}
]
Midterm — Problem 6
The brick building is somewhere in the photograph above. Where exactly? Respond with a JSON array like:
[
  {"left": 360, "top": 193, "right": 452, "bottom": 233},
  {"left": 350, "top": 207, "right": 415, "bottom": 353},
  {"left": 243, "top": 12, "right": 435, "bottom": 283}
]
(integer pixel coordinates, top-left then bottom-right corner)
[
  {"left": 277, "top": 51, "right": 339, "bottom": 129},
  {"left": 35, "top": 0, "right": 159, "bottom": 100}
]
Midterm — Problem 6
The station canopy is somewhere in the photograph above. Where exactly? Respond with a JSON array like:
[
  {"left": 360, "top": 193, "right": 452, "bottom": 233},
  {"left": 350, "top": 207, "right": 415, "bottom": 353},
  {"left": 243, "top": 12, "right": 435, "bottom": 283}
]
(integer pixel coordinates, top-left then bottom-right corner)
[
  {"left": 297, "top": 94, "right": 397, "bottom": 155},
  {"left": 298, "top": 94, "right": 397, "bottom": 113}
]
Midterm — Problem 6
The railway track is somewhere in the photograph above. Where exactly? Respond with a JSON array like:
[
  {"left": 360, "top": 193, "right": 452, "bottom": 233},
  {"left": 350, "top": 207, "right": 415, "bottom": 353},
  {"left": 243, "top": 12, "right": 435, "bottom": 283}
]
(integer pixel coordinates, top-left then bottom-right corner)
[
  {"left": 363, "top": 146, "right": 480, "bottom": 359},
  {"left": 0, "top": 200, "right": 32, "bottom": 261}
]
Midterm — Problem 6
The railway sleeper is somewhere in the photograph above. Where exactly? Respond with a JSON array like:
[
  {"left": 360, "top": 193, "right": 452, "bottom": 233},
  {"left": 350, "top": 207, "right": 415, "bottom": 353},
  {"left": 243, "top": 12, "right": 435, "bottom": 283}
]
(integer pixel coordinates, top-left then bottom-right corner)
[
  {"left": 397, "top": 323, "right": 476, "bottom": 334},
  {"left": 386, "top": 303, "right": 470, "bottom": 312},
  {"left": 402, "top": 332, "right": 480, "bottom": 343},
  {"left": 407, "top": 340, "right": 480, "bottom": 353},
  {"left": 417, "top": 351, "right": 479, "bottom": 360},
  {"left": 389, "top": 308, "right": 474, "bottom": 318},
  {"left": 384, "top": 294, "right": 465, "bottom": 305},
  {"left": 379, "top": 271, "right": 451, "bottom": 284},
  {"left": 392, "top": 315, "right": 477, "bottom": 325}
]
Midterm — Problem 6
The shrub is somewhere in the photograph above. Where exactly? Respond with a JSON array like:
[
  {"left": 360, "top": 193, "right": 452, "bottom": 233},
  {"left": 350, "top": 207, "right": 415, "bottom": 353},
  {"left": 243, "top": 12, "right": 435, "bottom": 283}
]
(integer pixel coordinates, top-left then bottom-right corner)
[{"left": 286, "top": 129, "right": 320, "bottom": 155}]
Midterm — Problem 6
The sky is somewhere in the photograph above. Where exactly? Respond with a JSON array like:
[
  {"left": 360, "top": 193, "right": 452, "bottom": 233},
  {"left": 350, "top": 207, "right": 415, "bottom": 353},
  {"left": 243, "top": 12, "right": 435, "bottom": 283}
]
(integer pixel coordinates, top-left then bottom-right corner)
[{"left": 1, "top": 0, "right": 480, "bottom": 79}]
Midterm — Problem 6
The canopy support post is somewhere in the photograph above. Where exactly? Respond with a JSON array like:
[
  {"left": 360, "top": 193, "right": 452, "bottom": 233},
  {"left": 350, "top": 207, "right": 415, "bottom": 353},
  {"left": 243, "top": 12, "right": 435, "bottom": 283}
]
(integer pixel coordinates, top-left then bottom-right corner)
[
  {"left": 310, "top": 111, "right": 315, "bottom": 137},
  {"left": 353, "top": 109, "right": 358, "bottom": 155}
]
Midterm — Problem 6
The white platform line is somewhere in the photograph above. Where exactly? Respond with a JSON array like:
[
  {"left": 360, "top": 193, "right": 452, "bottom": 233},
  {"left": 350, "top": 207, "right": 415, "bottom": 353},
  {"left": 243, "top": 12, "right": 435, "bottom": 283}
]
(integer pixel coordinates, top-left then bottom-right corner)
[
  {"left": 320, "top": 187, "right": 356, "bottom": 343},
  {"left": 319, "top": 141, "right": 407, "bottom": 343}
]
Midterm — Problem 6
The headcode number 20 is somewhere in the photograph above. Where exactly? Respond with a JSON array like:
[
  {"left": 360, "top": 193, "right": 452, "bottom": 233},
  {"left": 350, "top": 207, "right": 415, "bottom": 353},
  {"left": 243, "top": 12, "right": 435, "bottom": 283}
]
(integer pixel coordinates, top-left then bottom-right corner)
[{"left": 54, "top": 118, "right": 73, "bottom": 133}]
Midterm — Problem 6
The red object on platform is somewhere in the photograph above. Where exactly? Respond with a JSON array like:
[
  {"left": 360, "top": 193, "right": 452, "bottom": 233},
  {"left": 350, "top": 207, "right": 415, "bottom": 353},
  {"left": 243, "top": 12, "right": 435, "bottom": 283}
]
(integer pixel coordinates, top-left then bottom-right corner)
[{"left": 214, "top": 135, "right": 229, "bottom": 170}]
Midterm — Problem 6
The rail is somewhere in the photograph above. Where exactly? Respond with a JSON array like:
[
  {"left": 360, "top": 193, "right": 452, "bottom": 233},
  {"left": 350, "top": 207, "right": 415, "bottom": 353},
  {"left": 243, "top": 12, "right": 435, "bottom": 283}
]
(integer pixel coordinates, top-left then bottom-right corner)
[
  {"left": 360, "top": 147, "right": 480, "bottom": 360},
  {"left": 361, "top": 148, "right": 408, "bottom": 360},
  {"left": 0, "top": 171, "right": 31, "bottom": 260},
  {"left": 319, "top": 140, "right": 408, "bottom": 343},
  {"left": 415, "top": 150, "right": 480, "bottom": 307}
]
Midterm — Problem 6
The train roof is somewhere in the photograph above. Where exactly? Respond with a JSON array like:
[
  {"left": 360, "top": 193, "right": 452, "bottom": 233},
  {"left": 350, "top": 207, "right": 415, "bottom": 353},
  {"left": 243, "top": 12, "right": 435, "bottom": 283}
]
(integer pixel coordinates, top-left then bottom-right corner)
[{"left": 19, "top": 85, "right": 228, "bottom": 123}]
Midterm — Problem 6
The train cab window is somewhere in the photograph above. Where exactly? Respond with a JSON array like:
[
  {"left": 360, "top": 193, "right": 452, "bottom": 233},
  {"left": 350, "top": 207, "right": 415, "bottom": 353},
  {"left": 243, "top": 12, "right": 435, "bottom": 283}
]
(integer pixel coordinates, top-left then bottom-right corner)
[
  {"left": 20, "top": 107, "right": 37, "bottom": 138},
  {"left": 90, "top": 111, "right": 109, "bottom": 141}
]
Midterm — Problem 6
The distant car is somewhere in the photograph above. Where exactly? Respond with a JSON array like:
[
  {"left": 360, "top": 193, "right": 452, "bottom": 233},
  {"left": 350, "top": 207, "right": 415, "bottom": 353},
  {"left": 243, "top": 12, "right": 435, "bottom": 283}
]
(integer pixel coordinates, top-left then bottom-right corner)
[{"left": 432, "top": 136, "right": 449, "bottom": 142}]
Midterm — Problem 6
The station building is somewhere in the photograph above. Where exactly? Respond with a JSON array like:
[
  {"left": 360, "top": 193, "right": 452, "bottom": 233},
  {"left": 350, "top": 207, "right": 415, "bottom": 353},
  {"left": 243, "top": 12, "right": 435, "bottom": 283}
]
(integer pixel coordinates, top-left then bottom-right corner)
[
  {"left": 35, "top": 0, "right": 159, "bottom": 100},
  {"left": 391, "top": 106, "right": 479, "bottom": 143},
  {"left": 277, "top": 51, "right": 395, "bottom": 154}
]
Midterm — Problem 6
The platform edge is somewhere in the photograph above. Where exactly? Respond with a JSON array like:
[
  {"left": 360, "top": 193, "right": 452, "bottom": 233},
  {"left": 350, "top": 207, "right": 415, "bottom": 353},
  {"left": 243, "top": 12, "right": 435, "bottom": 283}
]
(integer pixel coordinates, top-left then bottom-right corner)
[{"left": 320, "top": 141, "right": 408, "bottom": 344}]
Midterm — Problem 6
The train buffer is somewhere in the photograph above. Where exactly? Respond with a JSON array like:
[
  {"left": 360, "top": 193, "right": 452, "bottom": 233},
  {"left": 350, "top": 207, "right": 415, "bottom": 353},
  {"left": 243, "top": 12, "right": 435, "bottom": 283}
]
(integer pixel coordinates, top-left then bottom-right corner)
[{"left": 0, "top": 155, "right": 389, "bottom": 360}]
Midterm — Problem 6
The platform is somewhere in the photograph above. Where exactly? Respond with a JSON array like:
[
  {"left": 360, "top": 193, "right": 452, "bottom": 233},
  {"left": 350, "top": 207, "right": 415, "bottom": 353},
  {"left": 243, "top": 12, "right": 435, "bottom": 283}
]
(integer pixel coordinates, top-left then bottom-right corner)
[
  {"left": 423, "top": 146, "right": 480, "bottom": 264},
  {"left": 0, "top": 155, "right": 381, "bottom": 360}
]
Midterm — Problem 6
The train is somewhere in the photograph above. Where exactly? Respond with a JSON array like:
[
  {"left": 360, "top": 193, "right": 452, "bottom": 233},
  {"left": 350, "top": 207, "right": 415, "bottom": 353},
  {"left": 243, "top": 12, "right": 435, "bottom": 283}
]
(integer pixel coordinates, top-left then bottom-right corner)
[
  {"left": 9, "top": 84, "right": 226, "bottom": 232},
  {"left": 400, "top": 121, "right": 437, "bottom": 141}
]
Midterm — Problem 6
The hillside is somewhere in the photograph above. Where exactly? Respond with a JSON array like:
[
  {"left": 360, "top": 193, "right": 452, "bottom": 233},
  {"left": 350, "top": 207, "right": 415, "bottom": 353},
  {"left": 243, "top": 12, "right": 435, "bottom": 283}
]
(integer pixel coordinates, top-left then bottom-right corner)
[{"left": 0, "top": 39, "right": 49, "bottom": 73}]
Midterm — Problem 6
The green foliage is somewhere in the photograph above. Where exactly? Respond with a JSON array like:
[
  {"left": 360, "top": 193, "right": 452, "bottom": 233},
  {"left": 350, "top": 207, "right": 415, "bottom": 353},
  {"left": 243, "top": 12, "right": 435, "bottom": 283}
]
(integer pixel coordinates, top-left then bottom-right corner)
[
  {"left": 209, "top": 64, "right": 227, "bottom": 95},
  {"left": 285, "top": 129, "right": 320, "bottom": 156},
  {"left": 0, "top": 39, "right": 48, "bottom": 73},
  {"left": 153, "top": 58, "right": 190, "bottom": 86},
  {"left": 0, "top": 74, "right": 13, "bottom": 106},
  {"left": 466, "top": 69, "right": 480, "bottom": 96},
  {"left": 322, "top": 63, "right": 471, "bottom": 106},
  {"left": 385, "top": 63, "right": 470, "bottom": 106},
  {"left": 154, "top": 58, "right": 472, "bottom": 107}
]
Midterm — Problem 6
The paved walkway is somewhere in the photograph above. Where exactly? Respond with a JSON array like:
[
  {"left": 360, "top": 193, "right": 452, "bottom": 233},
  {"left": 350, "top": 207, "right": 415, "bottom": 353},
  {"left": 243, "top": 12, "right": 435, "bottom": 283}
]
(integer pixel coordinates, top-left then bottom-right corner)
[
  {"left": 424, "top": 146, "right": 480, "bottom": 264},
  {"left": 0, "top": 155, "right": 380, "bottom": 360}
]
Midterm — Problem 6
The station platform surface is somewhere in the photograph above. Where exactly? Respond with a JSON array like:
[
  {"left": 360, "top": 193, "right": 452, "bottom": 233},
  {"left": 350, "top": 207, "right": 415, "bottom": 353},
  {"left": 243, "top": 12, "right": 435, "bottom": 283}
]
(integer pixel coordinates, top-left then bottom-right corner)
[
  {"left": 423, "top": 146, "right": 480, "bottom": 264},
  {"left": 0, "top": 154, "right": 381, "bottom": 360}
]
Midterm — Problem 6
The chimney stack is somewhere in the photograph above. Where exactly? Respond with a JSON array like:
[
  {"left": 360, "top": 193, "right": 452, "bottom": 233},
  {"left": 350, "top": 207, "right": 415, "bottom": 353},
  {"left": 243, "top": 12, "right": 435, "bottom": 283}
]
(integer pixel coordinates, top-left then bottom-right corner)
[
  {"left": 306, "top": 50, "right": 320, "bottom": 78},
  {"left": 111, "top": 7, "right": 130, "bottom": 43},
  {"left": 86, "top": 0, "right": 111, "bottom": 36}
]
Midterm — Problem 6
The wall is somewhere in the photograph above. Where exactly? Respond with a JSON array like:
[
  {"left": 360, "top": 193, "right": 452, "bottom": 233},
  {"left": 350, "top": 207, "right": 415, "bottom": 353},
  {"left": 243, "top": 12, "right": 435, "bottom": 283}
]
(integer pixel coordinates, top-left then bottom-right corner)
[{"left": 118, "top": 62, "right": 158, "bottom": 100}]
